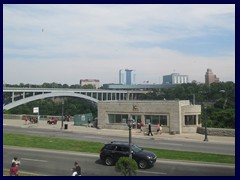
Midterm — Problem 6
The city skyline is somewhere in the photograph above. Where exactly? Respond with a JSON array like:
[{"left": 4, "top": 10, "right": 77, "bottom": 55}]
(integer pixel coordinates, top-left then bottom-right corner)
[{"left": 3, "top": 4, "right": 235, "bottom": 85}]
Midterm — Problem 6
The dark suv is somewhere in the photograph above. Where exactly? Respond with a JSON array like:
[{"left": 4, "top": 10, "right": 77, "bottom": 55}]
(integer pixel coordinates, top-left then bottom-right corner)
[{"left": 99, "top": 141, "right": 157, "bottom": 169}]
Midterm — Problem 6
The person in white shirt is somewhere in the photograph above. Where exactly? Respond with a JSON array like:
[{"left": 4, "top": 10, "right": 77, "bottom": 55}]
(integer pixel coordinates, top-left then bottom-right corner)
[{"left": 12, "top": 157, "right": 21, "bottom": 167}]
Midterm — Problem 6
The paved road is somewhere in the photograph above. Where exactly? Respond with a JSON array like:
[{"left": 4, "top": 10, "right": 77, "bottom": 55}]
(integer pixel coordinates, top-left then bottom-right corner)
[
  {"left": 3, "top": 146, "right": 235, "bottom": 176},
  {"left": 3, "top": 125, "right": 235, "bottom": 155}
]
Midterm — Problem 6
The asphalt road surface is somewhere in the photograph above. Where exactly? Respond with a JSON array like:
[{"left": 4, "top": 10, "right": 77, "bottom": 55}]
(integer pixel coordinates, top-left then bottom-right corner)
[
  {"left": 3, "top": 146, "right": 235, "bottom": 176},
  {"left": 3, "top": 126, "right": 235, "bottom": 155}
]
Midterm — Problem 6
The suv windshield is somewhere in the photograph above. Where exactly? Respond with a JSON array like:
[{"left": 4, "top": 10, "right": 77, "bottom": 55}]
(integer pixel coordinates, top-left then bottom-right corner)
[{"left": 131, "top": 144, "right": 142, "bottom": 153}]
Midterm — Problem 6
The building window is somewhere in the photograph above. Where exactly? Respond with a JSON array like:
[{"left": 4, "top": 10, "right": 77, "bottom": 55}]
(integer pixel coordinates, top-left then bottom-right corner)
[
  {"left": 144, "top": 115, "right": 167, "bottom": 125},
  {"left": 185, "top": 115, "right": 196, "bottom": 125},
  {"left": 108, "top": 114, "right": 128, "bottom": 123},
  {"left": 160, "top": 116, "right": 167, "bottom": 125},
  {"left": 152, "top": 115, "right": 159, "bottom": 124}
]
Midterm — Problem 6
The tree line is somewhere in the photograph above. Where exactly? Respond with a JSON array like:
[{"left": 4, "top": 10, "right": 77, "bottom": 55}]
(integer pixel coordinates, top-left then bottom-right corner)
[{"left": 3, "top": 81, "right": 235, "bottom": 129}]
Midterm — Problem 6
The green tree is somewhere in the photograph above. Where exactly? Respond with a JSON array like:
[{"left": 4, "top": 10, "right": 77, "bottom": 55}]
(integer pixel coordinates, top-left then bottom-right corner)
[
  {"left": 115, "top": 157, "right": 138, "bottom": 176},
  {"left": 81, "top": 84, "right": 96, "bottom": 89}
]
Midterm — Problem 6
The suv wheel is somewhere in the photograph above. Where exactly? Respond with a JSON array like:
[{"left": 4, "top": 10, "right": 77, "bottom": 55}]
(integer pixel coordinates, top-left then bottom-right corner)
[
  {"left": 105, "top": 157, "right": 114, "bottom": 166},
  {"left": 138, "top": 160, "right": 147, "bottom": 169}
]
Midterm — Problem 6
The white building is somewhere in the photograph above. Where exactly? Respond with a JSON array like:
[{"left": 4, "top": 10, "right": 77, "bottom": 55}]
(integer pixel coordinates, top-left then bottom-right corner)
[{"left": 163, "top": 73, "right": 188, "bottom": 84}]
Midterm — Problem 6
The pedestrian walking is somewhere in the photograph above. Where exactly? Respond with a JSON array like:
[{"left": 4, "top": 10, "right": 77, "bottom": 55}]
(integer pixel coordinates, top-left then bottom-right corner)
[
  {"left": 157, "top": 123, "right": 161, "bottom": 134},
  {"left": 156, "top": 123, "right": 163, "bottom": 134},
  {"left": 88, "top": 118, "right": 91, "bottom": 127},
  {"left": 147, "top": 123, "right": 153, "bottom": 136},
  {"left": 12, "top": 157, "right": 21, "bottom": 167},
  {"left": 139, "top": 121, "right": 144, "bottom": 132},
  {"left": 24, "top": 116, "right": 28, "bottom": 125}
]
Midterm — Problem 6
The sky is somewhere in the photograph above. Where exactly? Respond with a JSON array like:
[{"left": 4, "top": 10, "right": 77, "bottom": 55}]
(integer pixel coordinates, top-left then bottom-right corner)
[{"left": 3, "top": 4, "right": 235, "bottom": 85}]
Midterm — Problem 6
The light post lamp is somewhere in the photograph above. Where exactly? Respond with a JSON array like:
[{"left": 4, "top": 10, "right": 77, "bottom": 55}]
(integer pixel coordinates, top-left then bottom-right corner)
[
  {"left": 199, "top": 90, "right": 209, "bottom": 142},
  {"left": 61, "top": 100, "right": 64, "bottom": 129},
  {"left": 127, "top": 119, "right": 133, "bottom": 159},
  {"left": 203, "top": 105, "right": 208, "bottom": 142},
  {"left": 127, "top": 118, "right": 133, "bottom": 176},
  {"left": 219, "top": 90, "right": 227, "bottom": 109}
]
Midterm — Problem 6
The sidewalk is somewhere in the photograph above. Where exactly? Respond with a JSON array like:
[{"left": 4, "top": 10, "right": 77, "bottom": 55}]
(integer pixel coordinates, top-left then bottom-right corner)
[{"left": 3, "top": 119, "right": 235, "bottom": 144}]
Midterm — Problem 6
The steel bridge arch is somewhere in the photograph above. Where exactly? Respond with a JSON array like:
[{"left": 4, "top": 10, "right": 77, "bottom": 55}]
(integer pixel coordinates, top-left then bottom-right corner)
[{"left": 3, "top": 92, "right": 98, "bottom": 110}]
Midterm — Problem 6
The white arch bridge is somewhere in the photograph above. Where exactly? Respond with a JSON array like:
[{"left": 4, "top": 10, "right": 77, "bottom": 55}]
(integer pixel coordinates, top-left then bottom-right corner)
[{"left": 3, "top": 87, "right": 148, "bottom": 110}]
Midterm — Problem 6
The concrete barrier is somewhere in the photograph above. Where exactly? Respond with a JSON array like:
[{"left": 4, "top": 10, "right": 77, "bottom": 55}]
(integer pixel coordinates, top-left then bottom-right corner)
[{"left": 197, "top": 127, "right": 235, "bottom": 137}]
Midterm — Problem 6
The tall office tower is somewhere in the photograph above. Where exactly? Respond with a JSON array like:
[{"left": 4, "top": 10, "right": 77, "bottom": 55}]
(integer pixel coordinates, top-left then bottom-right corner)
[
  {"left": 119, "top": 69, "right": 126, "bottom": 84},
  {"left": 119, "top": 69, "right": 136, "bottom": 85},
  {"left": 205, "top": 69, "right": 219, "bottom": 85},
  {"left": 163, "top": 73, "right": 188, "bottom": 84}
]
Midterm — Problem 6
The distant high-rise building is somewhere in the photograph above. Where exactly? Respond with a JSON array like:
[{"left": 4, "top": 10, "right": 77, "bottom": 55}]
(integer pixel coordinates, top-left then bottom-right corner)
[
  {"left": 205, "top": 69, "right": 219, "bottom": 85},
  {"left": 163, "top": 73, "right": 188, "bottom": 84},
  {"left": 119, "top": 69, "right": 136, "bottom": 85},
  {"left": 119, "top": 69, "right": 126, "bottom": 85}
]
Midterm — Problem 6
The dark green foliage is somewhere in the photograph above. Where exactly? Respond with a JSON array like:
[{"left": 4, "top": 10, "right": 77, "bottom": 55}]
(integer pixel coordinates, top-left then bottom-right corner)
[
  {"left": 139, "top": 82, "right": 235, "bottom": 129},
  {"left": 209, "top": 108, "right": 235, "bottom": 128},
  {"left": 7, "top": 97, "right": 97, "bottom": 117},
  {"left": 115, "top": 157, "right": 138, "bottom": 176}
]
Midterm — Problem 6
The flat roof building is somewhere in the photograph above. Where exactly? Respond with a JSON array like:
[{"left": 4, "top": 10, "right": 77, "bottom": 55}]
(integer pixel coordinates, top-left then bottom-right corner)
[
  {"left": 163, "top": 73, "right": 188, "bottom": 84},
  {"left": 98, "top": 100, "right": 201, "bottom": 134}
]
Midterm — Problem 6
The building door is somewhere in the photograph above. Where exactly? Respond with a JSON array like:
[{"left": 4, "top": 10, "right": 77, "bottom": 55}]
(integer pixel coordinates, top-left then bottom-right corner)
[{"left": 131, "top": 115, "right": 141, "bottom": 129}]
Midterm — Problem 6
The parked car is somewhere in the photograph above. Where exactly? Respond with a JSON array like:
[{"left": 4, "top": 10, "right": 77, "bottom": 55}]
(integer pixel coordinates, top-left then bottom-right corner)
[
  {"left": 47, "top": 118, "right": 57, "bottom": 125},
  {"left": 99, "top": 141, "right": 157, "bottom": 169}
]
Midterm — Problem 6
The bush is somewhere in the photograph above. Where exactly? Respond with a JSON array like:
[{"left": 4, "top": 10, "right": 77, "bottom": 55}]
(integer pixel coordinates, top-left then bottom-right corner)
[{"left": 115, "top": 157, "right": 138, "bottom": 176}]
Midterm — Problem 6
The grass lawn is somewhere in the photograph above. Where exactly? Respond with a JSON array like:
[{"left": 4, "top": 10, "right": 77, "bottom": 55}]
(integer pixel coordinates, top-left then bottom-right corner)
[{"left": 4, "top": 133, "right": 235, "bottom": 164}]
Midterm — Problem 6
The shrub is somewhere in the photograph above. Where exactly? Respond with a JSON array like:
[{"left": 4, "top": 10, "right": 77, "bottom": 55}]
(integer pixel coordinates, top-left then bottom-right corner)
[{"left": 115, "top": 157, "right": 138, "bottom": 176}]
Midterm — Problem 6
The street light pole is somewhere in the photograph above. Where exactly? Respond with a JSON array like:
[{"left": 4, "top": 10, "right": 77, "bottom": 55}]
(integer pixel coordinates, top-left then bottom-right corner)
[
  {"left": 127, "top": 119, "right": 133, "bottom": 159},
  {"left": 219, "top": 90, "right": 227, "bottom": 109},
  {"left": 61, "top": 100, "right": 64, "bottom": 129},
  {"left": 203, "top": 105, "right": 208, "bottom": 141},
  {"left": 127, "top": 118, "right": 133, "bottom": 176}
]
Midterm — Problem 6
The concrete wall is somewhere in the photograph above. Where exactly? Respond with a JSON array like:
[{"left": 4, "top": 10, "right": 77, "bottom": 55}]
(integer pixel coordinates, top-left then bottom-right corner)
[{"left": 197, "top": 127, "right": 235, "bottom": 137}]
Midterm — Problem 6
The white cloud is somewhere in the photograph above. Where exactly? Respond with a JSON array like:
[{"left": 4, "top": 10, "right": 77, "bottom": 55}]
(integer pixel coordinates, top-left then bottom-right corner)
[{"left": 3, "top": 4, "right": 235, "bottom": 85}]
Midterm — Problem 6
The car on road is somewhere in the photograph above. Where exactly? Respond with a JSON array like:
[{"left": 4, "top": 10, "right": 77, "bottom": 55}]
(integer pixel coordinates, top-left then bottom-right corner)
[
  {"left": 99, "top": 141, "right": 157, "bottom": 169},
  {"left": 47, "top": 118, "right": 57, "bottom": 125}
]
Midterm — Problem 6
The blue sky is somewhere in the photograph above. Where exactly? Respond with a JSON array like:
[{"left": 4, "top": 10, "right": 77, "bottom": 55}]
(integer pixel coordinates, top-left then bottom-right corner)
[{"left": 3, "top": 4, "right": 235, "bottom": 85}]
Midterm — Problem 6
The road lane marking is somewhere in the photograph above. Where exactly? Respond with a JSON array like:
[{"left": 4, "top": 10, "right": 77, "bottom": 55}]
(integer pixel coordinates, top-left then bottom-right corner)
[
  {"left": 21, "top": 158, "right": 48, "bottom": 163},
  {"left": 137, "top": 170, "right": 167, "bottom": 175}
]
